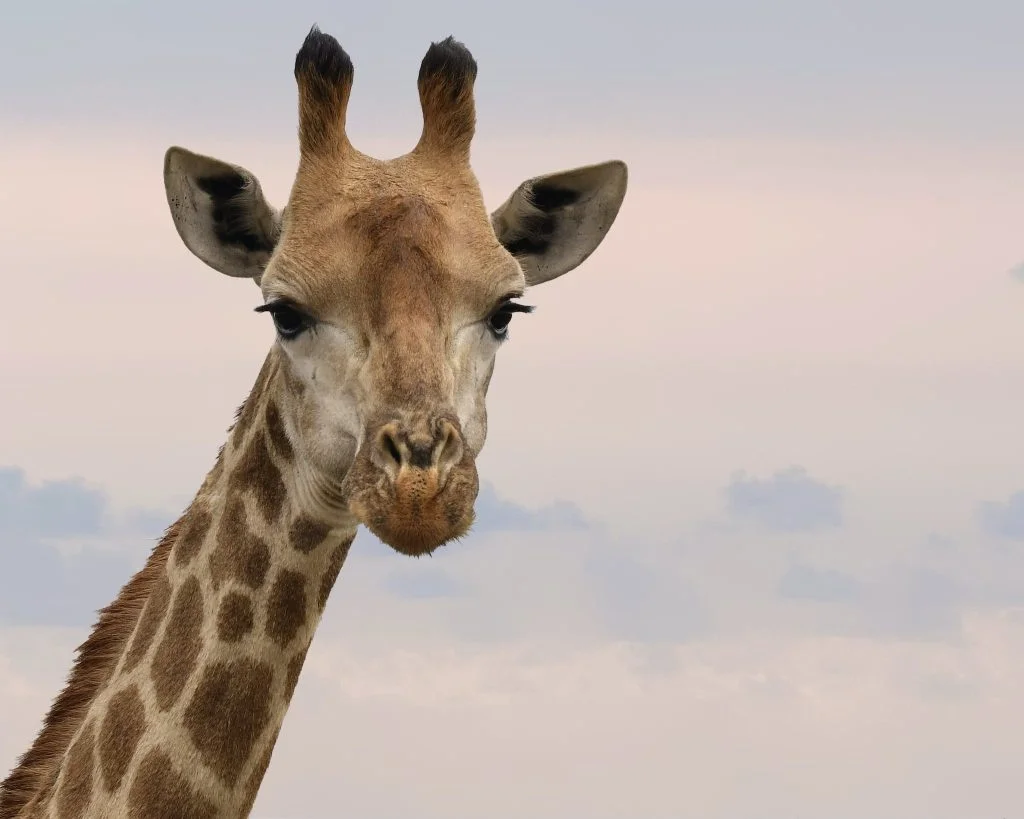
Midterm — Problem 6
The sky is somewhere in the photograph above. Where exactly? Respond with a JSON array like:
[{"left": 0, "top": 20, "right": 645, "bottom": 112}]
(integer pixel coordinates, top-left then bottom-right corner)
[{"left": 3, "top": 1, "right": 1024, "bottom": 817}]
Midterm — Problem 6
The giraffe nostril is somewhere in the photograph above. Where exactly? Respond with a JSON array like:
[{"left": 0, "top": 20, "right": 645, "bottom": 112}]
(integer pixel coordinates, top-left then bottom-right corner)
[
  {"left": 380, "top": 430, "right": 402, "bottom": 468},
  {"left": 435, "top": 421, "right": 463, "bottom": 476}
]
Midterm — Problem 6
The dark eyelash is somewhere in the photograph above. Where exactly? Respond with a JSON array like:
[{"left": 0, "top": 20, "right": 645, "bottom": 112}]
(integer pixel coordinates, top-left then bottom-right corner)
[
  {"left": 254, "top": 300, "right": 298, "bottom": 315},
  {"left": 501, "top": 301, "right": 535, "bottom": 315}
]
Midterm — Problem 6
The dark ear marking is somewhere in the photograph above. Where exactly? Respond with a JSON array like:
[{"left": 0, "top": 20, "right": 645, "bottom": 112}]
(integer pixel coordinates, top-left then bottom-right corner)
[
  {"left": 497, "top": 182, "right": 573, "bottom": 258},
  {"left": 490, "top": 161, "right": 628, "bottom": 286},
  {"left": 529, "top": 182, "right": 581, "bottom": 211},
  {"left": 196, "top": 172, "right": 277, "bottom": 254}
]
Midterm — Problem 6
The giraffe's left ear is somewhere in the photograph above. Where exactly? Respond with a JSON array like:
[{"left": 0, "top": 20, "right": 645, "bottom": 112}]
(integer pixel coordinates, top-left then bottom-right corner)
[
  {"left": 163, "top": 147, "right": 282, "bottom": 280},
  {"left": 490, "top": 160, "right": 627, "bottom": 286}
]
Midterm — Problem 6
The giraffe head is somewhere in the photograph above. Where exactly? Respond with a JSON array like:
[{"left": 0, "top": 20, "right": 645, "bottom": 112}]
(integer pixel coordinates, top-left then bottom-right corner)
[{"left": 163, "top": 27, "right": 627, "bottom": 557}]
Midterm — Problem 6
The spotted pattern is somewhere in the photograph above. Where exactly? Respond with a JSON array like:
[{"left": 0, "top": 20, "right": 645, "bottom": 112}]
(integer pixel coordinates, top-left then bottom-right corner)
[
  {"left": 183, "top": 659, "right": 275, "bottom": 787},
  {"left": 319, "top": 539, "right": 353, "bottom": 611},
  {"left": 210, "top": 495, "right": 271, "bottom": 590},
  {"left": 230, "top": 430, "right": 286, "bottom": 525},
  {"left": 127, "top": 749, "right": 216, "bottom": 819},
  {"left": 55, "top": 721, "right": 95, "bottom": 819},
  {"left": 151, "top": 577, "right": 204, "bottom": 711},
  {"left": 98, "top": 686, "right": 146, "bottom": 792},
  {"left": 289, "top": 516, "right": 332, "bottom": 554},
  {"left": 173, "top": 506, "right": 213, "bottom": 569},
  {"left": 266, "top": 571, "right": 307, "bottom": 648},
  {"left": 285, "top": 646, "right": 309, "bottom": 700},
  {"left": 123, "top": 570, "right": 172, "bottom": 673},
  {"left": 264, "top": 400, "right": 294, "bottom": 462},
  {"left": 216, "top": 592, "right": 255, "bottom": 643},
  {"left": 239, "top": 729, "right": 279, "bottom": 818}
]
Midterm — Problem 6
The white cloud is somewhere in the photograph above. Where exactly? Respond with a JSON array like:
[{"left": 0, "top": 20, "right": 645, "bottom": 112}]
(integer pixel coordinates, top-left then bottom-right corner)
[{"left": 724, "top": 466, "right": 844, "bottom": 533}]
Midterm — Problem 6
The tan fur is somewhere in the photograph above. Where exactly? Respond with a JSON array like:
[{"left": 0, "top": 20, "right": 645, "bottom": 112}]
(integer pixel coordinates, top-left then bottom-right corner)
[{"left": 2, "top": 27, "right": 628, "bottom": 818}]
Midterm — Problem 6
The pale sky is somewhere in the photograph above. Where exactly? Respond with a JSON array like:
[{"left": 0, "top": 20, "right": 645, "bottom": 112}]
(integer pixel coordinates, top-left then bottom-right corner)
[{"left": 3, "top": 2, "right": 1024, "bottom": 818}]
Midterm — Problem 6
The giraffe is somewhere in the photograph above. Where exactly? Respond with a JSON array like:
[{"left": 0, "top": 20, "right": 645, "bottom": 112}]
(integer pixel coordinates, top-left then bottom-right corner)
[{"left": 0, "top": 26, "right": 628, "bottom": 819}]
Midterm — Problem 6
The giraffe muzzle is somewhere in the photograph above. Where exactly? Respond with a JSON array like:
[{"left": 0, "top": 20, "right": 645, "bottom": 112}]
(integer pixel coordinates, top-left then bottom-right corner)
[{"left": 341, "top": 413, "right": 480, "bottom": 555}]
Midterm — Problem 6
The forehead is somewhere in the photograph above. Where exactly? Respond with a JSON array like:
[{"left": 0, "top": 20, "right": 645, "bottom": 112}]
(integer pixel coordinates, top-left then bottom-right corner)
[{"left": 262, "top": 152, "right": 524, "bottom": 320}]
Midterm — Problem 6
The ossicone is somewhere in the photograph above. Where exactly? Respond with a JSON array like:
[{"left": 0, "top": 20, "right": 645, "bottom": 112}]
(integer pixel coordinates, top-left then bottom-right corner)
[
  {"left": 294, "top": 25, "right": 355, "bottom": 157},
  {"left": 414, "top": 36, "right": 478, "bottom": 162}
]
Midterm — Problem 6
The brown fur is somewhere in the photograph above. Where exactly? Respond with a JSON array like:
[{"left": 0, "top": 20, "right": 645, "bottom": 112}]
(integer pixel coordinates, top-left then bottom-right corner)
[
  {"left": 183, "top": 659, "right": 275, "bottom": 787},
  {"left": 127, "top": 750, "right": 216, "bottom": 819},
  {"left": 55, "top": 720, "right": 95, "bottom": 819},
  {"left": 265, "top": 571, "right": 307, "bottom": 648},
  {"left": 318, "top": 539, "right": 353, "bottom": 612},
  {"left": 216, "top": 592, "right": 255, "bottom": 643},
  {"left": 209, "top": 495, "right": 272, "bottom": 590},
  {"left": 150, "top": 577, "right": 205, "bottom": 711},
  {"left": 288, "top": 516, "right": 332, "bottom": 554},
  {"left": 0, "top": 516, "right": 182, "bottom": 818},
  {"left": 98, "top": 686, "right": 146, "bottom": 792}
]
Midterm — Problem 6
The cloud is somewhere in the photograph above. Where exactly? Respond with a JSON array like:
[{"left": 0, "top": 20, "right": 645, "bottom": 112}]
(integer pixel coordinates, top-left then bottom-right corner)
[
  {"left": 0, "top": 467, "right": 165, "bottom": 626},
  {"left": 381, "top": 566, "right": 466, "bottom": 600},
  {"left": 1, "top": 467, "right": 589, "bottom": 622},
  {"left": 584, "top": 550, "right": 707, "bottom": 644},
  {"left": 724, "top": 466, "right": 844, "bottom": 533},
  {"left": 1009, "top": 262, "right": 1024, "bottom": 283},
  {"left": 977, "top": 490, "right": 1024, "bottom": 540},
  {"left": 470, "top": 482, "right": 589, "bottom": 535},
  {"left": 778, "top": 555, "right": 965, "bottom": 640},
  {"left": 778, "top": 559, "right": 862, "bottom": 602},
  {"left": 0, "top": 466, "right": 105, "bottom": 539}
]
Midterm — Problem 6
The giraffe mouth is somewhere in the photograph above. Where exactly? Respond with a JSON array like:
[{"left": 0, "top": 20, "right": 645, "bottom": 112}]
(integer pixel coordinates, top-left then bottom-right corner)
[{"left": 342, "top": 447, "right": 480, "bottom": 556}]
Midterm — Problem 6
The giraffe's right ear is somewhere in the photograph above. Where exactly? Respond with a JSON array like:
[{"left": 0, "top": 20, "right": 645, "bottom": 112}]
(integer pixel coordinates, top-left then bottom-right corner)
[{"left": 163, "top": 147, "right": 282, "bottom": 279}]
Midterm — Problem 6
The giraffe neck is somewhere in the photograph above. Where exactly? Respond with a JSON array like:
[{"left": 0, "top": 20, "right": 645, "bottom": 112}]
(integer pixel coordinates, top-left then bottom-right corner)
[{"left": 35, "top": 355, "right": 356, "bottom": 818}]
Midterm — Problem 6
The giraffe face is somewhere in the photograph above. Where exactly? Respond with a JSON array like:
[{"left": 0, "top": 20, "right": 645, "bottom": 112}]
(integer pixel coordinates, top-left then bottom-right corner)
[{"left": 163, "top": 28, "right": 628, "bottom": 556}]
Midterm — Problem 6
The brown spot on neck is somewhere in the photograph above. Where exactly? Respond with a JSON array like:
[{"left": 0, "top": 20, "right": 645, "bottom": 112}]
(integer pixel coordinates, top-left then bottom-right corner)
[
  {"left": 231, "top": 429, "right": 287, "bottom": 525},
  {"left": 210, "top": 495, "right": 271, "bottom": 591},
  {"left": 151, "top": 577, "right": 205, "bottom": 711},
  {"left": 127, "top": 749, "right": 216, "bottom": 819},
  {"left": 173, "top": 505, "right": 213, "bottom": 569},
  {"left": 239, "top": 728, "right": 280, "bottom": 818},
  {"left": 183, "top": 659, "right": 275, "bottom": 787},
  {"left": 289, "top": 515, "right": 332, "bottom": 554},
  {"left": 229, "top": 354, "right": 278, "bottom": 449},
  {"left": 285, "top": 646, "right": 310, "bottom": 700},
  {"left": 265, "top": 399, "right": 294, "bottom": 462},
  {"left": 98, "top": 686, "right": 146, "bottom": 792},
  {"left": 318, "top": 538, "right": 354, "bottom": 612},
  {"left": 217, "top": 592, "right": 255, "bottom": 643},
  {"left": 55, "top": 721, "right": 95, "bottom": 819},
  {"left": 124, "top": 569, "right": 172, "bottom": 674},
  {"left": 266, "top": 570, "right": 307, "bottom": 648}
]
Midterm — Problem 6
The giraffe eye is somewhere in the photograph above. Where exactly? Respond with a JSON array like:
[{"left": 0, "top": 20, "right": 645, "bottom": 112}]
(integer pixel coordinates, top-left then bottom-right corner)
[
  {"left": 486, "top": 300, "right": 533, "bottom": 340},
  {"left": 487, "top": 308, "right": 514, "bottom": 338},
  {"left": 254, "top": 301, "right": 313, "bottom": 340}
]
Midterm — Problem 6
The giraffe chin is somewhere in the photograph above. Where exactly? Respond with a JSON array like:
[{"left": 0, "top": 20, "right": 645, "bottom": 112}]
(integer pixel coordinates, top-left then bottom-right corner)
[{"left": 344, "top": 455, "right": 480, "bottom": 557}]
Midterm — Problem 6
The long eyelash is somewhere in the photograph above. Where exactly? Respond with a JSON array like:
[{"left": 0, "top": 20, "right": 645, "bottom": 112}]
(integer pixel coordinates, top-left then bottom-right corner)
[
  {"left": 254, "top": 300, "right": 290, "bottom": 314},
  {"left": 503, "top": 302, "right": 535, "bottom": 314}
]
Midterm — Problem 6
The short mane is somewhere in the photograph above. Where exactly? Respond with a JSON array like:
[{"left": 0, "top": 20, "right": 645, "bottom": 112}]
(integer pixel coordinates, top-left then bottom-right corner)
[
  {"left": 0, "top": 423, "right": 242, "bottom": 818},
  {"left": 0, "top": 518, "right": 182, "bottom": 817}
]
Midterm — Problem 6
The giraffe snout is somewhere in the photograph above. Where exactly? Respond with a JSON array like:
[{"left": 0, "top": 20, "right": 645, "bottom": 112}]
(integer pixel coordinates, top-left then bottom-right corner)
[
  {"left": 343, "top": 411, "right": 479, "bottom": 556},
  {"left": 370, "top": 414, "right": 464, "bottom": 490}
]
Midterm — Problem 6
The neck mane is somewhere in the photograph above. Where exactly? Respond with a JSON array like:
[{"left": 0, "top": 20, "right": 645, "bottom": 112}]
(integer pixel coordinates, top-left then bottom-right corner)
[{"left": 1, "top": 352, "right": 352, "bottom": 818}]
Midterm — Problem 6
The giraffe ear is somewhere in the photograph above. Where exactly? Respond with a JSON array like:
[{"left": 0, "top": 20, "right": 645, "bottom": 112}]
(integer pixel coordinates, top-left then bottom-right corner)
[
  {"left": 490, "top": 160, "right": 627, "bottom": 286},
  {"left": 163, "top": 147, "right": 282, "bottom": 280}
]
